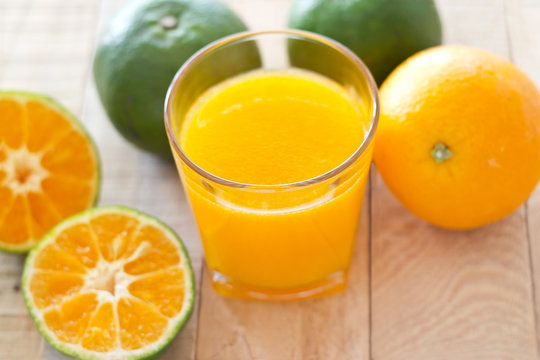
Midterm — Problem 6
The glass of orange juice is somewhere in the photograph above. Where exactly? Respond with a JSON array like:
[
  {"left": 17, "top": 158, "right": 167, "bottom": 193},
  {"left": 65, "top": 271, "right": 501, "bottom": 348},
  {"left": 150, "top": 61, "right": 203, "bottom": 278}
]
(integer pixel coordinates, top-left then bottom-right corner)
[{"left": 164, "top": 30, "right": 378, "bottom": 301}]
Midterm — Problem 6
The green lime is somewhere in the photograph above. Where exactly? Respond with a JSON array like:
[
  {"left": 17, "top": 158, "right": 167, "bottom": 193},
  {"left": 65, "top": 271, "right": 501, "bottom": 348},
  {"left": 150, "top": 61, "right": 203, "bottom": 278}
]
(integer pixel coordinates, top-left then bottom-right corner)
[
  {"left": 93, "top": 0, "right": 254, "bottom": 157},
  {"left": 288, "top": 0, "right": 442, "bottom": 85},
  {"left": 22, "top": 205, "right": 195, "bottom": 360}
]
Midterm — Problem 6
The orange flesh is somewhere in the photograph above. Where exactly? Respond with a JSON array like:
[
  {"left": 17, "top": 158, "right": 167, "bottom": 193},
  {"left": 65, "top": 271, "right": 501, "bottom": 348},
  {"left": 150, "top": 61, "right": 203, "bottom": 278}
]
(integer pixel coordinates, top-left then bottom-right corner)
[
  {"left": 181, "top": 69, "right": 365, "bottom": 184},
  {"left": 0, "top": 96, "right": 98, "bottom": 249},
  {"left": 28, "top": 212, "right": 188, "bottom": 353},
  {"left": 177, "top": 70, "right": 372, "bottom": 292},
  {"left": 81, "top": 301, "right": 118, "bottom": 352}
]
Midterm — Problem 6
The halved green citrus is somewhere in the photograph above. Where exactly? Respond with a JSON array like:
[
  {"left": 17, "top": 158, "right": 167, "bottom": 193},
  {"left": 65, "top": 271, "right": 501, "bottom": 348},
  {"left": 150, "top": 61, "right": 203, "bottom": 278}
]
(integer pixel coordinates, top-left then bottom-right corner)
[
  {"left": 22, "top": 206, "right": 195, "bottom": 360},
  {"left": 0, "top": 91, "right": 99, "bottom": 252}
]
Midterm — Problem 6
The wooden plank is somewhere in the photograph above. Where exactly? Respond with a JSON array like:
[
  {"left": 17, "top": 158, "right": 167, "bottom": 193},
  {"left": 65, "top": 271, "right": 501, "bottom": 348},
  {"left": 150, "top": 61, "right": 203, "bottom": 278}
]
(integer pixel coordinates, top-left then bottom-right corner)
[
  {"left": 196, "top": 193, "right": 371, "bottom": 360},
  {"left": 0, "top": 1, "right": 101, "bottom": 359},
  {"left": 195, "top": 2, "right": 370, "bottom": 360},
  {"left": 506, "top": 0, "right": 540, "bottom": 355},
  {"left": 65, "top": 0, "right": 205, "bottom": 359},
  {"left": 2, "top": 0, "right": 539, "bottom": 359},
  {"left": 1, "top": 0, "right": 204, "bottom": 358},
  {"left": 0, "top": 254, "right": 43, "bottom": 359},
  {"left": 0, "top": 0, "right": 99, "bottom": 113},
  {"left": 370, "top": 0, "right": 538, "bottom": 359}
]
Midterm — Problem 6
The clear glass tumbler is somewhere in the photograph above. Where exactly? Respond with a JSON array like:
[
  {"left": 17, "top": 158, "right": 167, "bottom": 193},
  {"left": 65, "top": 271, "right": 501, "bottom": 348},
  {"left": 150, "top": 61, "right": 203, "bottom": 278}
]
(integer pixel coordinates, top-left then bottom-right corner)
[{"left": 165, "top": 30, "right": 378, "bottom": 301}]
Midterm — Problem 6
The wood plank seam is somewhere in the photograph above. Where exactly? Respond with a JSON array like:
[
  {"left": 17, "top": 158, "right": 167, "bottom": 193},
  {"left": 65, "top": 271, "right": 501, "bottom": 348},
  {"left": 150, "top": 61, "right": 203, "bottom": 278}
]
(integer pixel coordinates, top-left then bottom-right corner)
[
  {"left": 368, "top": 171, "right": 374, "bottom": 360},
  {"left": 525, "top": 199, "right": 540, "bottom": 359},
  {"left": 31, "top": 0, "right": 104, "bottom": 357},
  {"left": 504, "top": 0, "right": 540, "bottom": 358},
  {"left": 194, "top": 262, "right": 207, "bottom": 360},
  {"left": 370, "top": 2, "right": 538, "bottom": 357},
  {"left": 77, "top": 0, "right": 107, "bottom": 117}
]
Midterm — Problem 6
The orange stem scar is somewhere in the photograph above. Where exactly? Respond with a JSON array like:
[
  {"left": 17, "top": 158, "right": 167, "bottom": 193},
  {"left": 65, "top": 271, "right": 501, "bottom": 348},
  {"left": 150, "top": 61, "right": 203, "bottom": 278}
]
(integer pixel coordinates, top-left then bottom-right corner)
[{"left": 431, "top": 142, "right": 453, "bottom": 164}]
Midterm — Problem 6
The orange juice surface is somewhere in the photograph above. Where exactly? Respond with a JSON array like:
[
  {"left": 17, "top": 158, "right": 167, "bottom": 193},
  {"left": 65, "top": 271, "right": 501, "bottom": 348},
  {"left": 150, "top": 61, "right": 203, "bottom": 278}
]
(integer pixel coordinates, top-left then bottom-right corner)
[{"left": 178, "top": 69, "right": 372, "bottom": 299}]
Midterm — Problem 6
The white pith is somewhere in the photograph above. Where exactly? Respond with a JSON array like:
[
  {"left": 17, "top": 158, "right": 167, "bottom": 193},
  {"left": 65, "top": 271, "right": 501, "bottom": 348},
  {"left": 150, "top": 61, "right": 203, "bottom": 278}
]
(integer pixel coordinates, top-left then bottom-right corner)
[
  {"left": 82, "top": 236, "right": 152, "bottom": 299},
  {"left": 0, "top": 144, "right": 49, "bottom": 195},
  {"left": 24, "top": 208, "right": 195, "bottom": 360}
]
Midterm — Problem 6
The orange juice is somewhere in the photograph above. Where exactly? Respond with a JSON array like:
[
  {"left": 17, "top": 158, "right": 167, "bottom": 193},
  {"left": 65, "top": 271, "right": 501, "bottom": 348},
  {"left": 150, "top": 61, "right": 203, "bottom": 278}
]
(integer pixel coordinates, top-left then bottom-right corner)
[{"left": 176, "top": 69, "right": 372, "bottom": 299}]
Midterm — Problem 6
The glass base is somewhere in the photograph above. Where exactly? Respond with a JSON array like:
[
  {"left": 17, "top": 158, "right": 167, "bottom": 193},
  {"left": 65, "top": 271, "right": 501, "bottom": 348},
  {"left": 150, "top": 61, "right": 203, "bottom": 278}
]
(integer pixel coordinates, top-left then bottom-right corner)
[{"left": 209, "top": 270, "right": 347, "bottom": 301}]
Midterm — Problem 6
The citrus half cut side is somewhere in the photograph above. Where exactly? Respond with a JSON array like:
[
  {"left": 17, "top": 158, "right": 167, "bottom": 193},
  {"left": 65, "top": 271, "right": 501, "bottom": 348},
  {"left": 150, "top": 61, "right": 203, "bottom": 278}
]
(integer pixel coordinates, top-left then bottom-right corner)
[
  {"left": 22, "top": 206, "right": 195, "bottom": 360},
  {"left": 0, "top": 91, "right": 99, "bottom": 252}
]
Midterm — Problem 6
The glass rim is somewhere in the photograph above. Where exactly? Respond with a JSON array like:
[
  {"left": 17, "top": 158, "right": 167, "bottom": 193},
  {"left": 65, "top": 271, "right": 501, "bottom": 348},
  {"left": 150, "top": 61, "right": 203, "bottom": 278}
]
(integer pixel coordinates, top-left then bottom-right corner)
[{"left": 164, "top": 29, "right": 379, "bottom": 189}]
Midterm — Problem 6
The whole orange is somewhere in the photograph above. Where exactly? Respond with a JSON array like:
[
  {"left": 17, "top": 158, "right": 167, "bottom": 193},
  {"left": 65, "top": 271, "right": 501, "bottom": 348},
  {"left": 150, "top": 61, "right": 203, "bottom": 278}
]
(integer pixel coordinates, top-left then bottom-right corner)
[{"left": 374, "top": 45, "right": 540, "bottom": 229}]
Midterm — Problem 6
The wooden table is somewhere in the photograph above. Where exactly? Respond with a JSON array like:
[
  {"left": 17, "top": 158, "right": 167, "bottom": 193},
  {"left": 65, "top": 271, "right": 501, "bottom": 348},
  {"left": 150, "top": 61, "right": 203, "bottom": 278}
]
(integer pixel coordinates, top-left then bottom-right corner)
[{"left": 1, "top": 0, "right": 540, "bottom": 359}]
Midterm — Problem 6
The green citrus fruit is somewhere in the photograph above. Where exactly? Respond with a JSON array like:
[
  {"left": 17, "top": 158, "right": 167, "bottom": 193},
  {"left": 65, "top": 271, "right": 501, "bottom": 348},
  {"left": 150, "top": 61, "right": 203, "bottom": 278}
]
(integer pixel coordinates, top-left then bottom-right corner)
[
  {"left": 93, "top": 0, "right": 253, "bottom": 157},
  {"left": 288, "top": 0, "right": 442, "bottom": 85},
  {"left": 22, "top": 205, "right": 195, "bottom": 360}
]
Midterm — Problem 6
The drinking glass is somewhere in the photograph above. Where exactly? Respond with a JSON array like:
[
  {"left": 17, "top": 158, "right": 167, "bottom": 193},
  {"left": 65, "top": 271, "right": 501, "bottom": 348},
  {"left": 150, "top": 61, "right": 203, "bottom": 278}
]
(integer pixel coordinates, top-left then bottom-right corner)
[{"left": 165, "top": 30, "right": 379, "bottom": 301}]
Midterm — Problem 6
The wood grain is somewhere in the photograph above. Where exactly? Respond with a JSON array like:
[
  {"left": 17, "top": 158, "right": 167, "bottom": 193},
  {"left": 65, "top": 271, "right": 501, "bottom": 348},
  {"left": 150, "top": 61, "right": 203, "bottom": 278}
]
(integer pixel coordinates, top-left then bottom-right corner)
[
  {"left": 371, "top": 173, "right": 537, "bottom": 359},
  {"left": 0, "top": 1, "right": 100, "bottom": 359},
  {"left": 0, "top": 0, "right": 204, "bottom": 358},
  {"left": 506, "top": 0, "right": 540, "bottom": 355},
  {"left": 1, "top": 0, "right": 540, "bottom": 359},
  {"left": 370, "top": 1, "right": 538, "bottom": 359},
  {"left": 195, "top": 2, "right": 370, "bottom": 360},
  {"left": 75, "top": 0, "right": 205, "bottom": 359},
  {"left": 196, "top": 193, "right": 371, "bottom": 360}
]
